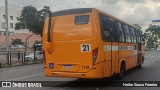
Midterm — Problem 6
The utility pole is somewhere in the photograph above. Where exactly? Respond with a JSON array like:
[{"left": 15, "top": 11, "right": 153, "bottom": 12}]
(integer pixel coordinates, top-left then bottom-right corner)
[
  {"left": 5, "top": 0, "right": 9, "bottom": 51},
  {"left": 5, "top": 0, "right": 10, "bottom": 65},
  {"left": 24, "top": 34, "right": 33, "bottom": 62}
]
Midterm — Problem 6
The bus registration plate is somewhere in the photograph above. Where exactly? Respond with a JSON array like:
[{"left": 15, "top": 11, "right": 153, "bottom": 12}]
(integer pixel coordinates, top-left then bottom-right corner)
[{"left": 63, "top": 64, "right": 73, "bottom": 69}]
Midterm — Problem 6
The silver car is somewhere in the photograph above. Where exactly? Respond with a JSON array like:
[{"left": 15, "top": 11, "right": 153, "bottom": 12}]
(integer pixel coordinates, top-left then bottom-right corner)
[{"left": 25, "top": 52, "right": 43, "bottom": 61}]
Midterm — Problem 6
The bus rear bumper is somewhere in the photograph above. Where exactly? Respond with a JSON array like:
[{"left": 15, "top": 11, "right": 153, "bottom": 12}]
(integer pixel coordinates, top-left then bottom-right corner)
[{"left": 45, "top": 62, "right": 104, "bottom": 79}]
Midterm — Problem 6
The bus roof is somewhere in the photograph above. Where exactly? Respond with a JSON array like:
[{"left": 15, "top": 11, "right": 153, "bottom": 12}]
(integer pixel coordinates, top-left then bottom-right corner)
[
  {"left": 51, "top": 8, "right": 141, "bottom": 31},
  {"left": 52, "top": 8, "right": 92, "bottom": 17},
  {"left": 94, "top": 8, "right": 141, "bottom": 30}
]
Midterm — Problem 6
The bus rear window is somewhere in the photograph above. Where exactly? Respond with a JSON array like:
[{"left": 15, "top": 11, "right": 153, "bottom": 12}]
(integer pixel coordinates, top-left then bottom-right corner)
[{"left": 75, "top": 15, "right": 89, "bottom": 25}]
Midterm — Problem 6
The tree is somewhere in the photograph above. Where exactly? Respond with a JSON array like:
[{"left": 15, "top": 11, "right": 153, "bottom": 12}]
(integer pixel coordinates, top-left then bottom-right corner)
[
  {"left": 34, "top": 6, "right": 50, "bottom": 36},
  {"left": 15, "top": 22, "right": 25, "bottom": 30},
  {"left": 15, "top": 6, "right": 50, "bottom": 36},
  {"left": 145, "top": 25, "right": 160, "bottom": 49},
  {"left": 11, "top": 38, "right": 24, "bottom": 46}
]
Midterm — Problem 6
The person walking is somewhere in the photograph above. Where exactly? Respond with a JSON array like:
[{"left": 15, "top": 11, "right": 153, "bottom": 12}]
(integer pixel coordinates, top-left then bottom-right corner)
[{"left": 18, "top": 51, "right": 20, "bottom": 61}]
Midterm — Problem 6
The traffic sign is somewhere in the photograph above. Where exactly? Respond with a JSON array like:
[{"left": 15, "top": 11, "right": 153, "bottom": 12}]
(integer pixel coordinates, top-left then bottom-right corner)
[{"left": 152, "top": 20, "right": 160, "bottom": 22}]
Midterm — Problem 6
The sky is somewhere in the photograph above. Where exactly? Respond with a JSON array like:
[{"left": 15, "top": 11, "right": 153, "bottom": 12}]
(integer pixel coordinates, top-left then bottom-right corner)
[{"left": 0, "top": 0, "right": 160, "bottom": 31}]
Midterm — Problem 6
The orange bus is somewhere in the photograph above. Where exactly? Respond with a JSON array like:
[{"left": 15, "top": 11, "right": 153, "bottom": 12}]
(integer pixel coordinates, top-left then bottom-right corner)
[{"left": 42, "top": 8, "right": 144, "bottom": 79}]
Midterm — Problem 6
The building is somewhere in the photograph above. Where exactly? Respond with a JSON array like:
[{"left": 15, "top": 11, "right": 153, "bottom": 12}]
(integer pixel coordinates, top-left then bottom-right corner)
[
  {"left": 9, "top": 32, "right": 42, "bottom": 47},
  {"left": 0, "top": 7, "right": 29, "bottom": 33},
  {"left": 0, "top": 7, "right": 41, "bottom": 47}
]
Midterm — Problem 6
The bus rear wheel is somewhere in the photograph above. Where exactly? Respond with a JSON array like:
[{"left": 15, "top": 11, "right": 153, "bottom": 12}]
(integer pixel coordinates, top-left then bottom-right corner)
[
  {"left": 137, "top": 64, "right": 142, "bottom": 68},
  {"left": 137, "top": 57, "right": 143, "bottom": 69},
  {"left": 116, "top": 62, "right": 126, "bottom": 80}
]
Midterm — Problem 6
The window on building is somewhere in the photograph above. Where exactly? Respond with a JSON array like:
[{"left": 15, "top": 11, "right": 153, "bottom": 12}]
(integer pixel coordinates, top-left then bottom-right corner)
[
  {"left": 10, "top": 23, "right": 13, "bottom": 28},
  {"left": 10, "top": 16, "right": 13, "bottom": 20},
  {"left": 3, "top": 15, "right": 6, "bottom": 19},
  {"left": 17, "top": 17, "right": 20, "bottom": 20},
  {"left": 3, "top": 32, "right": 10, "bottom": 35}
]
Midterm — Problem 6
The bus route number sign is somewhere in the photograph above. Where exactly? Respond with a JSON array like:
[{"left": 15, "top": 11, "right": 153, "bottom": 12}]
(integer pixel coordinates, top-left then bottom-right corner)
[{"left": 81, "top": 44, "right": 91, "bottom": 52}]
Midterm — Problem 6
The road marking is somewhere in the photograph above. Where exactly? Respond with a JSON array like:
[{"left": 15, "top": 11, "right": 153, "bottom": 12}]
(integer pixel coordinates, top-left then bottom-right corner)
[
  {"left": 17, "top": 65, "right": 43, "bottom": 70},
  {"left": 6, "top": 73, "right": 44, "bottom": 81},
  {"left": 145, "top": 55, "right": 160, "bottom": 57}
]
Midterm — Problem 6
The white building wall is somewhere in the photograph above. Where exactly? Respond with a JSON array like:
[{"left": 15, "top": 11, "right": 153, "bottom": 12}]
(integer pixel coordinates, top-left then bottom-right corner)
[
  {"left": 0, "top": 7, "right": 30, "bottom": 46},
  {"left": 0, "top": 7, "right": 29, "bottom": 33}
]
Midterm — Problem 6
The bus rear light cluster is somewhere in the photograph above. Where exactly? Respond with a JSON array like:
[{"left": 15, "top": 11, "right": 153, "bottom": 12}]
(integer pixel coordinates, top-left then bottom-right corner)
[{"left": 92, "top": 48, "right": 98, "bottom": 65}]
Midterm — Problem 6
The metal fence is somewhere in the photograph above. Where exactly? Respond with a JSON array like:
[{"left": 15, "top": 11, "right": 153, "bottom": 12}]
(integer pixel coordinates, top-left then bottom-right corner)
[
  {"left": 10, "top": 51, "right": 23, "bottom": 65},
  {"left": 0, "top": 50, "right": 43, "bottom": 67},
  {"left": 0, "top": 51, "right": 9, "bottom": 66}
]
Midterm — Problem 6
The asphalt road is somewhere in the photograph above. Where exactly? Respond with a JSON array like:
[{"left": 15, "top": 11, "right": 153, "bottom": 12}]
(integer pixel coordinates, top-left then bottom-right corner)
[{"left": 0, "top": 50, "right": 160, "bottom": 90}]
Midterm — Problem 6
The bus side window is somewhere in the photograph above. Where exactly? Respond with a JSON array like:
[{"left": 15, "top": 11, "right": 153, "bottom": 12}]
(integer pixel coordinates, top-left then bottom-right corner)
[
  {"left": 127, "top": 25, "right": 132, "bottom": 43},
  {"left": 138, "top": 31, "right": 142, "bottom": 43},
  {"left": 109, "top": 18, "right": 118, "bottom": 42},
  {"left": 129, "top": 27, "right": 133, "bottom": 43},
  {"left": 117, "top": 22, "right": 125, "bottom": 42},
  {"left": 99, "top": 13, "right": 111, "bottom": 42},
  {"left": 131, "top": 27, "right": 136, "bottom": 43},
  {"left": 140, "top": 31, "right": 144, "bottom": 43},
  {"left": 132, "top": 28, "right": 136, "bottom": 43},
  {"left": 123, "top": 24, "right": 131, "bottom": 43},
  {"left": 75, "top": 15, "right": 89, "bottom": 24},
  {"left": 135, "top": 29, "right": 139, "bottom": 43},
  {"left": 137, "top": 31, "right": 140, "bottom": 43}
]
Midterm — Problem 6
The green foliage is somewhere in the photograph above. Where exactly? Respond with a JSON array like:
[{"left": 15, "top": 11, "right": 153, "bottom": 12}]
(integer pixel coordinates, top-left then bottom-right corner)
[
  {"left": 15, "top": 22, "right": 25, "bottom": 30},
  {"left": 11, "top": 38, "right": 24, "bottom": 46},
  {"left": 15, "top": 6, "right": 50, "bottom": 36},
  {"left": 145, "top": 25, "right": 160, "bottom": 49}
]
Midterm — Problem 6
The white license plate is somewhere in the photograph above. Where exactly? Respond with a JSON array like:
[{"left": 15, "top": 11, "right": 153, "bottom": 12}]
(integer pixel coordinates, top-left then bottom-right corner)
[{"left": 63, "top": 65, "right": 73, "bottom": 69}]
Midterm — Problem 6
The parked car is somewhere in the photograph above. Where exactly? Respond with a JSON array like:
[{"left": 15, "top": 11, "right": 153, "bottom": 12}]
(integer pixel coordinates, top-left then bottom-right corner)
[
  {"left": 157, "top": 47, "right": 160, "bottom": 50},
  {"left": 0, "top": 46, "right": 6, "bottom": 50},
  {"left": 25, "top": 51, "right": 43, "bottom": 61}
]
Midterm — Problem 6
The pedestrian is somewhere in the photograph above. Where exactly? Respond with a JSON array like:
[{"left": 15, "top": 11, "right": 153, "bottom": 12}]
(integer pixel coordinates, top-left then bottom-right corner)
[{"left": 18, "top": 51, "right": 20, "bottom": 61}]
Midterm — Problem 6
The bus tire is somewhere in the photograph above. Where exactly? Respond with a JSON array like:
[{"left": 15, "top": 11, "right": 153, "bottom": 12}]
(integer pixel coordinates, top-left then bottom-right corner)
[
  {"left": 116, "top": 62, "right": 126, "bottom": 80},
  {"left": 137, "top": 57, "right": 143, "bottom": 69},
  {"left": 137, "top": 64, "right": 142, "bottom": 69}
]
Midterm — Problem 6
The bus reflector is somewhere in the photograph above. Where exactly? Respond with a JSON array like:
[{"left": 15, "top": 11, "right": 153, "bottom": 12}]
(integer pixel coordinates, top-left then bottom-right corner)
[
  {"left": 92, "top": 48, "right": 98, "bottom": 65},
  {"left": 49, "top": 63, "right": 54, "bottom": 69}
]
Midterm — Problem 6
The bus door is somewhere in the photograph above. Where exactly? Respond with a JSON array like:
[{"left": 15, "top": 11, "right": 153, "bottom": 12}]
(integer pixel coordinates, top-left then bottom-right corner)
[
  {"left": 137, "top": 43, "right": 142, "bottom": 65},
  {"left": 100, "top": 14, "right": 119, "bottom": 76},
  {"left": 109, "top": 19, "right": 119, "bottom": 74},
  {"left": 100, "top": 14, "right": 112, "bottom": 77},
  {"left": 137, "top": 31, "right": 142, "bottom": 66}
]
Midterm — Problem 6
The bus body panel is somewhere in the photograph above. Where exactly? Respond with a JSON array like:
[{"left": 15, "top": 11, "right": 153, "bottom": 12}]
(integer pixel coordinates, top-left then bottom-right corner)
[
  {"left": 43, "top": 8, "right": 144, "bottom": 79},
  {"left": 45, "top": 40, "right": 94, "bottom": 73},
  {"left": 43, "top": 9, "right": 105, "bottom": 78}
]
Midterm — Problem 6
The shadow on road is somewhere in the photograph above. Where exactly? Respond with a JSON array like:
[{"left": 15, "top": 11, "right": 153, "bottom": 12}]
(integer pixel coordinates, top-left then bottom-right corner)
[{"left": 53, "top": 67, "right": 143, "bottom": 87}]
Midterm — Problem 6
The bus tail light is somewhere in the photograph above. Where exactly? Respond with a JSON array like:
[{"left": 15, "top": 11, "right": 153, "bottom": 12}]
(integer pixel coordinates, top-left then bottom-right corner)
[
  {"left": 92, "top": 48, "right": 98, "bottom": 65},
  {"left": 43, "top": 50, "right": 46, "bottom": 65}
]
